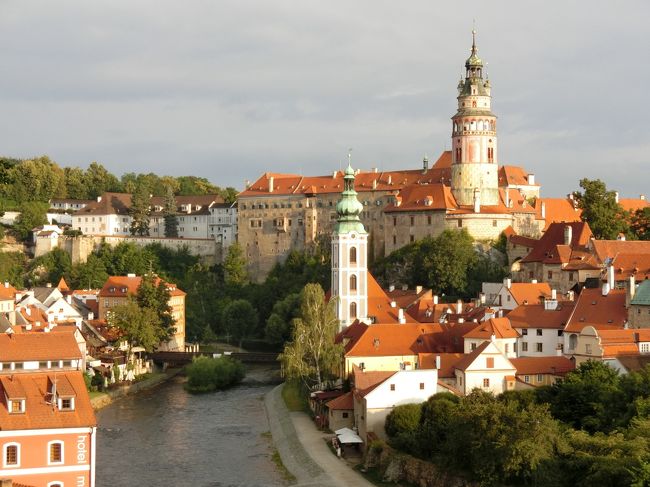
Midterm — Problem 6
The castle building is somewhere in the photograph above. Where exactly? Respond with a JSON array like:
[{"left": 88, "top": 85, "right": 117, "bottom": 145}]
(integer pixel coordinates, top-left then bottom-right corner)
[
  {"left": 238, "top": 32, "right": 579, "bottom": 282},
  {"left": 331, "top": 164, "right": 369, "bottom": 328}
]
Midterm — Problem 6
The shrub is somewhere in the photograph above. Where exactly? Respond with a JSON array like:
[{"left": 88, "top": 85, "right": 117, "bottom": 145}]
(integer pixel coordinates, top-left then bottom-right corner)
[
  {"left": 185, "top": 356, "right": 245, "bottom": 393},
  {"left": 385, "top": 403, "right": 422, "bottom": 438}
]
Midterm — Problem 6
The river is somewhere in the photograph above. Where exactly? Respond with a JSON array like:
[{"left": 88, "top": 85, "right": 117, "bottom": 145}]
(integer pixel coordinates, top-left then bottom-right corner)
[{"left": 95, "top": 367, "right": 285, "bottom": 487}]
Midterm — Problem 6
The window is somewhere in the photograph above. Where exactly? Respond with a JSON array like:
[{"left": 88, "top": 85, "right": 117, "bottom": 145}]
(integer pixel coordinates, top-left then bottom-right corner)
[
  {"left": 547, "top": 271, "right": 553, "bottom": 280},
  {"left": 492, "top": 220, "right": 497, "bottom": 227},
  {"left": 419, "top": 383, "right": 425, "bottom": 390},
  {"left": 393, "top": 217, "right": 397, "bottom": 226},
  {"left": 47, "top": 483, "right": 63, "bottom": 487},
  {"left": 350, "top": 302, "right": 357, "bottom": 318},
  {"left": 569, "top": 272, "right": 575, "bottom": 282},
  {"left": 529, "top": 271, "right": 534, "bottom": 279},
  {"left": 427, "top": 216, "right": 432, "bottom": 225},
  {"left": 49, "top": 441, "right": 63, "bottom": 464},
  {"left": 522, "top": 329, "right": 528, "bottom": 335},
  {"left": 392, "top": 235, "right": 397, "bottom": 245},
  {"left": 557, "top": 330, "right": 563, "bottom": 337},
  {"left": 410, "top": 235, "right": 415, "bottom": 243},
  {"left": 350, "top": 275, "right": 357, "bottom": 291},
  {"left": 642, "top": 343, "right": 650, "bottom": 353},
  {"left": 410, "top": 216, "right": 415, "bottom": 226},
  {"left": 471, "top": 343, "right": 477, "bottom": 351},
  {"left": 524, "top": 375, "right": 530, "bottom": 383},
  {"left": 537, "top": 374, "right": 544, "bottom": 383},
  {"left": 342, "top": 412, "right": 349, "bottom": 418},
  {"left": 390, "top": 384, "right": 395, "bottom": 391},
  {"left": 505, "top": 343, "right": 509, "bottom": 353},
  {"left": 536, "top": 343, "right": 543, "bottom": 353},
  {"left": 4, "top": 443, "right": 18, "bottom": 466},
  {"left": 585, "top": 344, "right": 592, "bottom": 354},
  {"left": 9, "top": 400, "right": 24, "bottom": 414},
  {"left": 483, "top": 378, "right": 490, "bottom": 388},
  {"left": 536, "top": 329, "right": 543, "bottom": 336},
  {"left": 457, "top": 219, "right": 462, "bottom": 228},
  {"left": 486, "top": 357, "right": 494, "bottom": 368},
  {"left": 349, "top": 247, "right": 357, "bottom": 264},
  {"left": 522, "top": 342, "right": 528, "bottom": 352}
]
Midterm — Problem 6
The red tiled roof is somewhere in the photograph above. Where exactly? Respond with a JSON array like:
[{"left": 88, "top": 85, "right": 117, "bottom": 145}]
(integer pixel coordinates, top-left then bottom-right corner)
[
  {"left": 521, "top": 222, "right": 593, "bottom": 264},
  {"left": 99, "top": 275, "right": 185, "bottom": 298},
  {"left": 620, "top": 198, "right": 650, "bottom": 213},
  {"left": 507, "top": 302, "right": 575, "bottom": 329},
  {"left": 498, "top": 166, "right": 537, "bottom": 187},
  {"left": 0, "top": 333, "right": 81, "bottom": 361},
  {"left": 0, "top": 371, "right": 96, "bottom": 430},
  {"left": 57, "top": 277, "right": 70, "bottom": 292},
  {"left": 592, "top": 240, "right": 650, "bottom": 270},
  {"left": 508, "top": 282, "right": 553, "bottom": 305},
  {"left": 565, "top": 288, "right": 628, "bottom": 332},
  {"left": 326, "top": 391, "right": 354, "bottom": 410},
  {"left": 510, "top": 356, "right": 575, "bottom": 376},
  {"left": 418, "top": 352, "right": 464, "bottom": 378},
  {"left": 352, "top": 366, "right": 395, "bottom": 397},
  {"left": 74, "top": 192, "right": 131, "bottom": 216},
  {"left": 366, "top": 274, "right": 417, "bottom": 324},
  {"left": 454, "top": 341, "right": 492, "bottom": 371},
  {"left": 535, "top": 198, "right": 583, "bottom": 229},
  {"left": 384, "top": 183, "right": 458, "bottom": 213},
  {"left": 462, "top": 317, "right": 519, "bottom": 339},
  {"left": 0, "top": 283, "right": 17, "bottom": 301},
  {"left": 345, "top": 324, "right": 439, "bottom": 357},
  {"left": 385, "top": 288, "right": 431, "bottom": 310}
]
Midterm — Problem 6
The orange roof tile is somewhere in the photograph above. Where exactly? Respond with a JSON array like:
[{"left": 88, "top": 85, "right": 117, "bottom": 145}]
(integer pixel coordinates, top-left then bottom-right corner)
[
  {"left": 510, "top": 356, "right": 575, "bottom": 376},
  {"left": 565, "top": 288, "right": 628, "bottom": 332},
  {"left": 0, "top": 333, "right": 81, "bottom": 361},
  {"left": 385, "top": 288, "right": 431, "bottom": 310},
  {"left": 454, "top": 341, "right": 493, "bottom": 371},
  {"left": 345, "top": 324, "right": 439, "bottom": 357},
  {"left": 366, "top": 273, "right": 417, "bottom": 324},
  {"left": 57, "top": 277, "right": 71, "bottom": 292},
  {"left": 326, "top": 391, "right": 354, "bottom": 410},
  {"left": 384, "top": 183, "right": 458, "bottom": 213},
  {"left": 619, "top": 198, "right": 650, "bottom": 213},
  {"left": 498, "top": 166, "right": 537, "bottom": 187},
  {"left": 0, "top": 371, "right": 96, "bottom": 431},
  {"left": 535, "top": 198, "right": 583, "bottom": 229},
  {"left": 508, "top": 282, "right": 553, "bottom": 305},
  {"left": 507, "top": 302, "right": 575, "bottom": 329},
  {"left": 0, "top": 283, "right": 18, "bottom": 301},
  {"left": 418, "top": 352, "right": 465, "bottom": 378},
  {"left": 462, "top": 317, "right": 519, "bottom": 339},
  {"left": 352, "top": 366, "right": 396, "bottom": 397},
  {"left": 521, "top": 222, "right": 593, "bottom": 264},
  {"left": 99, "top": 275, "right": 185, "bottom": 298}
]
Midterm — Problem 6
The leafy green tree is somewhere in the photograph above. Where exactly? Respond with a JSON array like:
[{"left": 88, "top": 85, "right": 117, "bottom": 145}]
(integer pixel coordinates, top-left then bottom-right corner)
[
  {"left": 574, "top": 178, "right": 629, "bottom": 239},
  {"left": 177, "top": 176, "right": 221, "bottom": 195},
  {"left": 8, "top": 156, "right": 66, "bottom": 203},
  {"left": 96, "top": 242, "right": 158, "bottom": 276},
  {"left": 64, "top": 167, "right": 88, "bottom": 199},
  {"left": 222, "top": 299, "right": 258, "bottom": 347},
  {"left": 69, "top": 254, "right": 109, "bottom": 290},
  {"left": 630, "top": 207, "right": 650, "bottom": 240},
  {"left": 385, "top": 403, "right": 422, "bottom": 452},
  {"left": 0, "top": 252, "right": 26, "bottom": 287},
  {"left": 108, "top": 299, "right": 164, "bottom": 352},
  {"left": 27, "top": 248, "right": 71, "bottom": 286},
  {"left": 84, "top": 162, "right": 121, "bottom": 198},
  {"left": 136, "top": 272, "right": 174, "bottom": 340},
  {"left": 264, "top": 292, "right": 301, "bottom": 344},
  {"left": 14, "top": 201, "right": 48, "bottom": 240},
  {"left": 163, "top": 187, "right": 178, "bottom": 238},
  {"left": 129, "top": 184, "right": 151, "bottom": 236},
  {"left": 224, "top": 242, "right": 249, "bottom": 286},
  {"left": 219, "top": 187, "right": 238, "bottom": 204},
  {"left": 280, "top": 283, "right": 343, "bottom": 389},
  {"left": 185, "top": 356, "right": 245, "bottom": 393}
]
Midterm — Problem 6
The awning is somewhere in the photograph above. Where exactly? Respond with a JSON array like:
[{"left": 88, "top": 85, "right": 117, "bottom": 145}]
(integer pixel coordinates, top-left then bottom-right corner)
[
  {"left": 335, "top": 427, "right": 356, "bottom": 435},
  {"left": 337, "top": 431, "right": 363, "bottom": 444}
]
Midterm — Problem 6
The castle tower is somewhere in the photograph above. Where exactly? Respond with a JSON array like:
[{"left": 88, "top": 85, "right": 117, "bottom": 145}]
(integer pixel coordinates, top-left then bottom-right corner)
[
  {"left": 450, "top": 30, "right": 499, "bottom": 207},
  {"left": 331, "top": 163, "right": 368, "bottom": 329}
]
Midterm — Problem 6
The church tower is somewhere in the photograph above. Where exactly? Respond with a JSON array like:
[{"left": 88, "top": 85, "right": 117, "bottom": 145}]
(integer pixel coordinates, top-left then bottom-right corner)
[
  {"left": 331, "top": 163, "right": 368, "bottom": 330},
  {"left": 450, "top": 30, "right": 499, "bottom": 207}
]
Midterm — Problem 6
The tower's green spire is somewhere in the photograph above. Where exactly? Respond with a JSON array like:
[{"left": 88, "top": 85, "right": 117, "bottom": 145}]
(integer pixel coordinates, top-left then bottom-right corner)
[
  {"left": 334, "top": 163, "right": 366, "bottom": 234},
  {"left": 465, "top": 29, "right": 483, "bottom": 74}
]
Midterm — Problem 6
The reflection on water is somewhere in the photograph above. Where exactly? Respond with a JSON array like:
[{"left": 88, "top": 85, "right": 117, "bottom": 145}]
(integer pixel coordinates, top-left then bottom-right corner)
[{"left": 96, "top": 370, "right": 284, "bottom": 487}]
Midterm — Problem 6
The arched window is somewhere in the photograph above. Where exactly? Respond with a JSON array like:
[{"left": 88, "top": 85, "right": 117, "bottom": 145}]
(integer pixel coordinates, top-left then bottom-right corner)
[
  {"left": 477, "top": 120, "right": 483, "bottom": 131},
  {"left": 472, "top": 100, "right": 477, "bottom": 108},
  {"left": 350, "top": 275, "right": 357, "bottom": 291},
  {"left": 47, "top": 483, "right": 64, "bottom": 487},
  {"left": 350, "top": 302, "right": 357, "bottom": 318},
  {"left": 569, "top": 334, "right": 578, "bottom": 351},
  {"left": 349, "top": 247, "right": 357, "bottom": 264}
]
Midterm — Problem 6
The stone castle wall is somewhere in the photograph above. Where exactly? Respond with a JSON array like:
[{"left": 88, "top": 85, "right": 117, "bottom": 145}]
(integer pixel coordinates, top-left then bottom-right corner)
[{"left": 35, "top": 234, "right": 222, "bottom": 265}]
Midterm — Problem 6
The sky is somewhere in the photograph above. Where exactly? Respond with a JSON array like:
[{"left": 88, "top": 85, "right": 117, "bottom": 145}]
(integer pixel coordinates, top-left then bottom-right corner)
[{"left": 1, "top": 1, "right": 648, "bottom": 198}]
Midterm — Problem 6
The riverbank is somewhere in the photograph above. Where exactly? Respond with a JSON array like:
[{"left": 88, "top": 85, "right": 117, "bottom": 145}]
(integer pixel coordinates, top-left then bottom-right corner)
[
  {"left": 265, "top": 383, "right": 374, "bottom": 487},
  {"left": 90, "top": 368, "right": 184, "bottom": 410}
]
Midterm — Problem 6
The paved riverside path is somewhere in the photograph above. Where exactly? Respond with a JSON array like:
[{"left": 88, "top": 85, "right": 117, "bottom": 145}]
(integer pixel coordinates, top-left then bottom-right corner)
[{"left": 265, "top": 384, "right": 375, "bottom": 487}]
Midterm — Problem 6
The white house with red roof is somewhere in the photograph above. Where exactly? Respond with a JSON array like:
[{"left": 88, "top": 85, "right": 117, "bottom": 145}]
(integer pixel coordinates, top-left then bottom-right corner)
[
  {"left": 462, "top": 317, "right": 519, "bottom": 358},
  {"left": 508, "top": 300, "right": 575, "bottom": 357},
  {"left": 453, "top": 340, "right": 517, "bottom": 396}
]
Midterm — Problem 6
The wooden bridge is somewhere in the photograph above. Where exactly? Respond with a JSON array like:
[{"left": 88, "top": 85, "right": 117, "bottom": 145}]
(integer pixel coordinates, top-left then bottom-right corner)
[{"left": 149, "top": 351, "right": 280, "bottom": 366}]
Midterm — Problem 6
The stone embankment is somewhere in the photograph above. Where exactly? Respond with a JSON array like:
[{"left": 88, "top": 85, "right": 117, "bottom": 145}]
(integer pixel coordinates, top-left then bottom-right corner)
[{"left": 90, "top": 369, "right": 182, "bottom": 410}]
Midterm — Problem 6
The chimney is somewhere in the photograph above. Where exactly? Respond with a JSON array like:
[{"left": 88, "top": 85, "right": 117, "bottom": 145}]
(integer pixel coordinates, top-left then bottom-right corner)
[
  {"left": 46, "top": 283, "right": 52, "bottom": 288},
  {"left": 527, "top": 174, "right": 535, "bottom": 185},
  {"left": 416, "top": 285, "right": 423, "bottom": 294},
  {"left": 390, "top": 301, "right": 397, "bottom": 308},
  {"left": 551, "top": 289, "right": 557, "bottom": 300},
  {"left": 456, "top": 299, "right": 463, "bottom": 315},
  {"left": 268, "top": 176, "right": 274, "bottom": 193},
  {"left": 602, "top": 282, "right": 610, "bottom": 296},
  {"left": 435, "top": 355, "right": 441, "bottom": 370},
  {"left": 641, "top": 194, "right": 646, "bottom": 201},
  {"left": 3, "top": 282, "right": 8, "bottom": 288},
  {"left": 245, "top": 179, "right": 251, "bottom": 189},
  {"left": 480, "top": 293, "right": 486, "bottom": 305},
  {"left": 567, "top": 290, "right": 575, "bottom": 301},
  {"left": 458, "top": 318, "right": 465, "bottom": 323},
  {"left": 372, "top": 179, "right": 377, "bottom": 190},
  {"left": 614, "top": 191, "right": 619, "bottom": 203},
  {"left": 531, "top": 279, "right": 538, "bottom": 284},
  {"left": 387, "top": 175, "right": 392, "bottom": 185},
  {"left": 388, "top": 285, "right": 395, "bottom": 292},
  {"left": 422, "top": 155, "right": 429, "bottom": 173},
  {"left": 25, "top": 324, "right": 32, "bottom": 331},
  {"left": 96, "top": 196, "right": 102, "bottom": 202},
  {"left": 127, "top": 273, "right": 136, "bottom": 278},
  {"left": 504, "top": 190, "right": 510, "bottom": 209},
  {"left": 66, "top": 295, "right": 72, "bottom": 304},
  {"left": 504, "top": 278, "right": 512, "bottom": 289},
  {"left": 607, "top": 263, "right": 615, "bottom": 291},
  {"left": 564, "top": 225, "right": 573, "bottom": 246},
  {"left": 541, "top": 201, "right": 546, "bottom": 219},
  {"left": 398, "top": 309, "right": 406, "bottom": 324},
  {"left": 433, "top": 295, "right": 439, "bottom": 305},
  {"left": 473, "top": 188, "right": 481, "bottom": 214},
  {"left": 627, "top": 275, "right": 637, "bottom": 308}
]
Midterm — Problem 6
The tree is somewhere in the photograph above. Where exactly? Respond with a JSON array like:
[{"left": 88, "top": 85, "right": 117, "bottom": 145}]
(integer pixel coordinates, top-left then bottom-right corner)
[
  {"left": 574, "top": 178, "right": 629, "bottom": 239},
  {"left": 69, "top": 254, "right": 109, "bottom": 290},
  {"left": 163, "top": 187, "right": 179, "bottom": 238},
  {"left": 7, "top": 156, "right": 66, "bottom": 203},
  {"left": 27, "top": 248, "right": 71, "bottom": 286},
  {"left": 108, "top": 299, "right": 164, "bottom": 352},
  {"left": 265, "top": 292, "right": 301, "bottom": 345},
  {"left": 14, "top": 201, "right": 48, "bottom": 240},
  {"left": 136, "top": 272, "right": 174, "bottom": 340},
  {"left": 129, "top": 184, "right": 151, "bottom": 236},
  {"left": 64, "top": 167, "right": 88, "bottom": 199},
  {"left": 630, "top": 207, "right": 650, "bottom": 240},
  {"left": 280, "top": 283, "right": 343, "bottom": 389},
  {"left": 385, "top": 403, "right": 423, "bottom": 452},
  {"left": 224, "top": 242, "right": 249, "bottom": 286},
  {"left": 222, "top": 299, "right": 258, "bottom": 348},
  {"left": 84, "top": 162, "right": 121, "bottom": 198}
]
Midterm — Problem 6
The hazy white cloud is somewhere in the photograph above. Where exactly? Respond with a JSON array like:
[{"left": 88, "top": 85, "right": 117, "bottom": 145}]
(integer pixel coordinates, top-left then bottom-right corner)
[{"left": 0, "top": 0, "right": 648, "bottom": 197}]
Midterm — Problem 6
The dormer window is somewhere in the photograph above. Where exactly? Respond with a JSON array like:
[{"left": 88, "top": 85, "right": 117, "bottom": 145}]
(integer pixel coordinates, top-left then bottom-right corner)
[
  {"left": 9, "top": 399, "right": 25, "bottom": 414},
  {"left": 109, "top": 287, "right": 116, "bottom": 293},
  {"left": 58, "top": 396, "right": 75, "bottom": 411}
]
